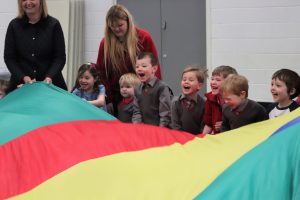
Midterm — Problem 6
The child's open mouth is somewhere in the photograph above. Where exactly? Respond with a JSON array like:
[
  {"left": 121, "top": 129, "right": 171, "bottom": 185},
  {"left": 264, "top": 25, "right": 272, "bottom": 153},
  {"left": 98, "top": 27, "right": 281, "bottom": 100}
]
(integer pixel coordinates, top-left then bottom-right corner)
[
  {"left": 272, "top": 92, "right": 278, "bottom": 97},
  {"left": 137, "top": 73, "right": 145, "bottom": 78}
]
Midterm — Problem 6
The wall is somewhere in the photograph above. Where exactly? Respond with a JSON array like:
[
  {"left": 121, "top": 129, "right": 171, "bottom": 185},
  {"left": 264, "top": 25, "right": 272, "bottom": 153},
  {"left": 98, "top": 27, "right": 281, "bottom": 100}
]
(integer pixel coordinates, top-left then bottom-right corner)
[
  {"left": 0, "top": 1, "right": 16, "bottom": 74},
  {"left": 47, "top": 0, "right": 70, "bottom": 79},
  {"left": 207, "top": 0, "right": 300, "bottom": 101},
  {"left": 83, "top": 0, "right": 115, "bottom": 63}
]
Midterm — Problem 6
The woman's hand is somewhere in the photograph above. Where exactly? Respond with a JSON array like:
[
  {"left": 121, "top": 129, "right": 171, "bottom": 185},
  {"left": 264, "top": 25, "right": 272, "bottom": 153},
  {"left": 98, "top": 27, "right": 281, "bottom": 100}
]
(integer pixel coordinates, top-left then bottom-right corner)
[
  {"left": 19, "top": 76, "right": 36, "bottom": 88},
  {"left": 23, "top": 76, "right": 34, "bottom": 84},
  {"left": 44, "top": 77, "right": 52, "bottom": 84}
]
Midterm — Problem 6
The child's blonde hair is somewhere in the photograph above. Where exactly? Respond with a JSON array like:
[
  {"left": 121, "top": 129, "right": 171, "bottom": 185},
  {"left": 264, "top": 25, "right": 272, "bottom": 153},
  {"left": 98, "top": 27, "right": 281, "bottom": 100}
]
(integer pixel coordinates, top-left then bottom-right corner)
[
  {"left": 220, "top": 74, "right": 249, "bottom": 97},
  {"left": 182, "top": 65, "right": 208, "bottom": 83},
  {"left": 119, "top": 73, "right": 141, "bottom": 88},
  {"left": 212, "top": 65, "right": 238, "bottom": 78},
  {"left": 0, "top": 80, "right": 9, "bottom": 92}
]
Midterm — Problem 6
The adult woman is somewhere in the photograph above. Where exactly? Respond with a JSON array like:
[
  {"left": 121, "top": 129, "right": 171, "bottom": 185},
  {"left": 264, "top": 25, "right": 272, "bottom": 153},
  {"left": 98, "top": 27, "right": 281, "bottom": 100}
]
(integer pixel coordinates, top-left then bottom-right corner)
[
  {"left": 4, "top": 0, "right": 67, "bottom": 91},
  {"left": 96, "top": 4, "right": 161, "bottom": 115}
]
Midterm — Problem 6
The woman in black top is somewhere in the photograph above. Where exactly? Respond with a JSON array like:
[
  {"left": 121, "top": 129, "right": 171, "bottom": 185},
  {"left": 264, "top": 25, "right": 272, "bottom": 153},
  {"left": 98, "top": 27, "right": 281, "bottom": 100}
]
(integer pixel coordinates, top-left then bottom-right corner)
[{"left": 4, "top": 0, "right": 67, "bottom": 91}]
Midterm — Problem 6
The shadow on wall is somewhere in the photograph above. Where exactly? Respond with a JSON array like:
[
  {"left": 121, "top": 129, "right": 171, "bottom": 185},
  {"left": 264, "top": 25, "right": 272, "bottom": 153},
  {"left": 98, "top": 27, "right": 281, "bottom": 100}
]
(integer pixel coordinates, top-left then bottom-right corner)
[{"left": 0, "top": 69, "right": 10, "bottom": 81}]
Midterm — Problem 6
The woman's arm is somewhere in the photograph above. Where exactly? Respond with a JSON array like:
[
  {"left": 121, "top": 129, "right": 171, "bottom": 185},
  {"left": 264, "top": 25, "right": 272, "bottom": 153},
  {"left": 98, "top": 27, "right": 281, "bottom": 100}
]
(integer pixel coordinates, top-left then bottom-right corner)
[
  {"left": 4, "top": 20, "right": 25, "bottom": 83},
  {"left": 46, "top": 18, "right": 66, "bottom": 79}
]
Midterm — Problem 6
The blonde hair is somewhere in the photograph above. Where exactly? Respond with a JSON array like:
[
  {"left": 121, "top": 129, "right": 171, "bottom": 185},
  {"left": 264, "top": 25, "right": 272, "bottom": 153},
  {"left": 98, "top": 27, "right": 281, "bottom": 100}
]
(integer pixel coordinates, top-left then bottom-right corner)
[
  {"left": 220, "top": 74, "right": 249, "bottom": 97},
  {"left": 104, "top": 4, "right": 139, "bottom": 76},
  {"left": 17, "top": 0, "right": 48, "bottom": 18},
  {"left": 0, "top": 80, "right": 9, "bottom": 93},
  {"left": 119, "top": 73, "right": 141, "bottom": 88},
  {"left": 182, "top": 65, "right": 208, "bottom": 83},
  {"left": 212, "top": 65, "right": 237, "bottom": 78}
]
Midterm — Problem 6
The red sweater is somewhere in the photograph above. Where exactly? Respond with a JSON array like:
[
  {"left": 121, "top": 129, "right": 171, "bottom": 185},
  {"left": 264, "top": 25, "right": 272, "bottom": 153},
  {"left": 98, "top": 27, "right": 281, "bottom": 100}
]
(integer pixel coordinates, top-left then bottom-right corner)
[
  {"left": 203, "top": 92, "right": 223, "bottom": 134},
  {"left": 296, "top": 95, "right": 300, "bottom": 105},
  {"left": 96, "top": 27, "right": 161, "bottom": 106}
]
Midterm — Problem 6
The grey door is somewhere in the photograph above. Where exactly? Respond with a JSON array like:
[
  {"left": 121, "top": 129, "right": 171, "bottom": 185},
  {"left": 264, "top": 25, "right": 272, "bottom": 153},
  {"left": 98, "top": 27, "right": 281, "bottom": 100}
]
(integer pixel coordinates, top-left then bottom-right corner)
[{"left": 117, "top": 0, "right": 206, "bottom": 95}]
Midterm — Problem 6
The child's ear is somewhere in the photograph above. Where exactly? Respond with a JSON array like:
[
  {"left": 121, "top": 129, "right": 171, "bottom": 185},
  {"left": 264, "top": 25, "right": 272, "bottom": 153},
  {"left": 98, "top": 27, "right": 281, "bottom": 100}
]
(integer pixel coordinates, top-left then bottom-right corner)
[
  {"left": 197, "top": 82, "right": 203, "bottom": 90},
  {"left": 153, "top": 65, "right": 158, "bottom": 73},
  {"left": 289, "top": 88, "right": 296, "bottom": 96},
  {"left": 240, "top": 91, "right": 247, "bottom": 98}
]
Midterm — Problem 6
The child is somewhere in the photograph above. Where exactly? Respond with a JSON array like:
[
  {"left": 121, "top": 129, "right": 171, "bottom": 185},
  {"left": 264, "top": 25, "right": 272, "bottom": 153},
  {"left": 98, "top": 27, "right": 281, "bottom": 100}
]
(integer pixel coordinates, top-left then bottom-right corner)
[
  {"left": 72, "top": 63, "right": 106, "bottom": 110},
  {"left": 202, "top": 65, "right": 238, "bottom": 134},
  {"left": 220, "top": 74, "right": 268, "bottom": 132},
  {"left": 132, "top": 52, "right": 172, "bottom": 128},
  {"left": 117, "top": 73, "right": 141, "bottom": 123},
  {"left": 171, "top": 65, "right": 208, "bottom": 134},
  {"left": 0, "top": 80, "right": 9, "bottom": 100},
  {"left": 267, "top": 69, "right": 300, "bottom": 118}
]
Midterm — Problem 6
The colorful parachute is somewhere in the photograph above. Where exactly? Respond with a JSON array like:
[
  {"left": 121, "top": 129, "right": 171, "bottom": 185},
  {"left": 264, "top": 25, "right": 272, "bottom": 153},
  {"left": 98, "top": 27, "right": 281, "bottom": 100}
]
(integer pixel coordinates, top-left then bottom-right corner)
[{"left": 0, "top": 82, "right": 299, "bottom": 199}]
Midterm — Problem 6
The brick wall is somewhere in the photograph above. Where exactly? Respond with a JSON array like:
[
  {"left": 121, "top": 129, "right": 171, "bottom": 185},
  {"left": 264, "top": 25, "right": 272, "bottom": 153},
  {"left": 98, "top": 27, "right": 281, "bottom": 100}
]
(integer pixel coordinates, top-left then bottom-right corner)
[
  {"left": 0, "top": 1, "right": 16, "bottom": 73},
  {"left": 207, "top": 0, "right": 300, "bottom": 101},
  {"left": 83, "top": 0, "right": 114, "bottom": 63}
]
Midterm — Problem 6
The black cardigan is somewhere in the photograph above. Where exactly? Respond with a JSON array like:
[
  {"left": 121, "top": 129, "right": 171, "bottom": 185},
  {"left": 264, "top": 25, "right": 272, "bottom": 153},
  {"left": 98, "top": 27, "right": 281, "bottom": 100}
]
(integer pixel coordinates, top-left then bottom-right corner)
[{"left": 4, "top": 15, "right": 67, "bottom": 90}]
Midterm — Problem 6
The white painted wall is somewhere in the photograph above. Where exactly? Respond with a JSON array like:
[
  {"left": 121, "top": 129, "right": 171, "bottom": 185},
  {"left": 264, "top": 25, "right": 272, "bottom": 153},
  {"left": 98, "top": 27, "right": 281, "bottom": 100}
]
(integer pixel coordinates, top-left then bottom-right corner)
[
  {"left": 83, "top": 0, "right": 115, "bottom": 63},
  {"left": 0, "top": 1, "right": 16, "bottom": 74},
  {"left": 47, "top": 0, "right": 70, "bottom": 79},
  {"left": 207, "top": 0, "right": 300, "bottom": 102}
]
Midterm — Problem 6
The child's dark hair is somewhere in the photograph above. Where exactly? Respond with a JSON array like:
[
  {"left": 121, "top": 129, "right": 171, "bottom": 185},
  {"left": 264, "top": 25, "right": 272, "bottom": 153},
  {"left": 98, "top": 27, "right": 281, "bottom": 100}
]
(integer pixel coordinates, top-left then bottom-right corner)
[
  {"left": 212, "top": 65, "right": 238, "bottom": 78},
  {"left": 137, "top": 52, "right": 158, "bottom": 66},
  {"left": 72, "top": 63, "right": 101, "bottom": 92},
  {"left": 272, "top": 68, "right": 300, "bottom": 99}
]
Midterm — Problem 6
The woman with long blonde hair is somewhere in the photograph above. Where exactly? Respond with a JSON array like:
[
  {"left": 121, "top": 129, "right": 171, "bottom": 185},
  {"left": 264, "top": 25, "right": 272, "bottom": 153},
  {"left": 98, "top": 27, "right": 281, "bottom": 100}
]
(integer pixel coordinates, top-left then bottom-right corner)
[{"left": 96, "top": 4, "right": 161, "bottom": 116}]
